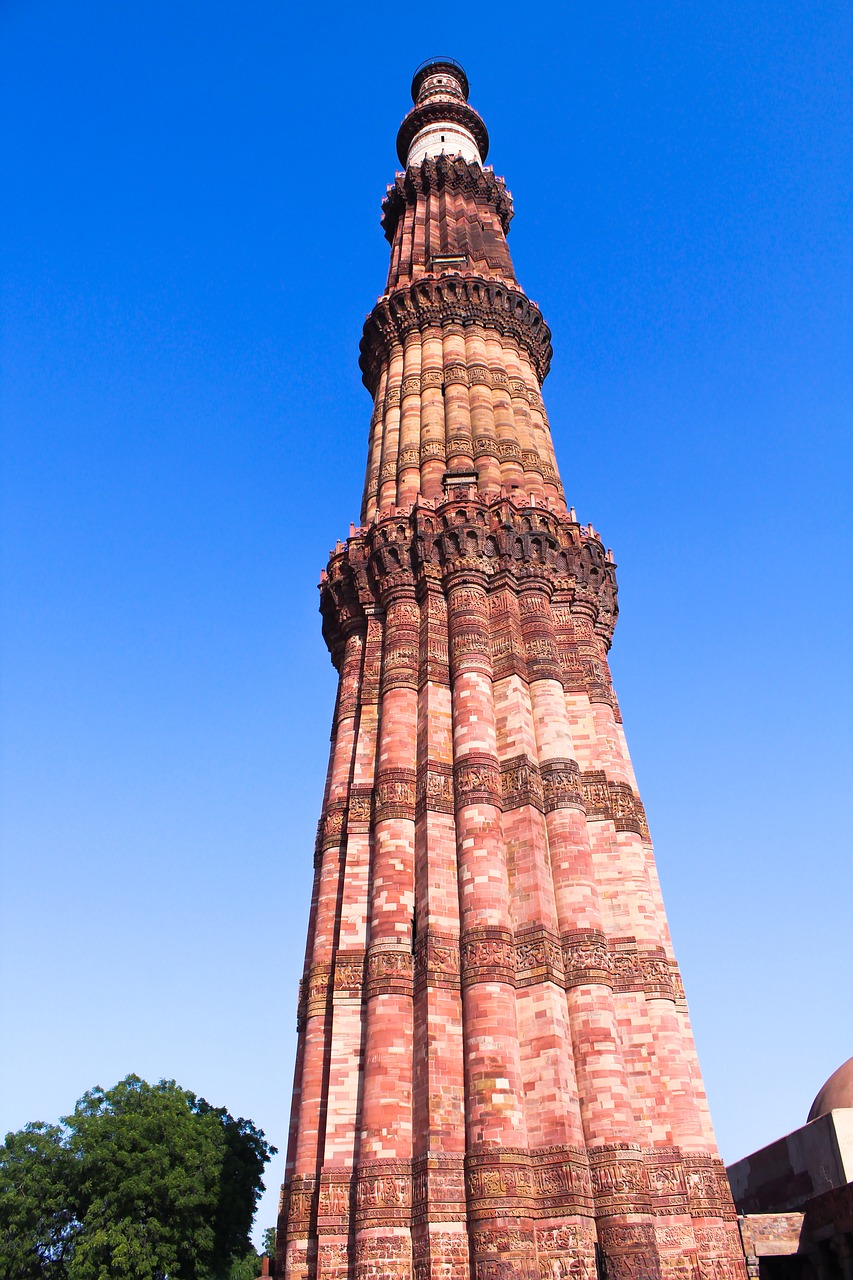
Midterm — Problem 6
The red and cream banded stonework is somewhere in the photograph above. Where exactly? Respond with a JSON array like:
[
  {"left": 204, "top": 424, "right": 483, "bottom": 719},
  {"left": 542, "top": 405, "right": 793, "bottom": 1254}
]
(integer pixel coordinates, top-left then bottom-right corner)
[{"left": 275, "top": 59, "right": 746, "bottom": 1280}]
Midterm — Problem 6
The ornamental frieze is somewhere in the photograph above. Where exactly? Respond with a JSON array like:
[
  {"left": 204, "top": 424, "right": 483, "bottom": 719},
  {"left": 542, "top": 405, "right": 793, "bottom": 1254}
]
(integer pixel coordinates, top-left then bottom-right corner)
[
  {"left": 595, "top": 1221, "right": 658, "bottom": 1280},
  {"left": 445, "top": 624, "right": 491, "bottom": 665},
  {"left": 283, "top": 1175, "right": 316, "bottom": 1236},
  {"left": 610, "top": 941, "right": 643, "bottom": 994},
  {"left": 317, "top": 1170, "right": 351, "bottom": 1227},
  {"left": 535, "top": 1222, "right": 597, "bottom": 1259},
  {"left": 639, "top": 948, "right": 676, "bottom": 1000},
  {"left": 359, "top": 276, "right": 552, "bottom": 394},
  {"left": 670, "top": 964, "right": 685, "bottom": 1002},
  {"left": 514, "top": 929, "right": 564, "bottom": 989},
  {"left": 413, "top": 1232, "right": 469, "bottom": 1280},
  {"left": 692, "top": 1223, "right": 744, "bottom": 1258},
  {"left": 320, "top": 801, "right": 347, "bottom": 850},
  {"left": 353, "top": 1234, "right": 412, "bottom": 1270},
  {"left": 580, "top": 770, "right": 611, "bottom": 819},
  {"left": 453, "top": 752, "right": 502, "bottom": 809},
  {"left": 411, "top": 1153, "right": 466, "bottom": 1222},
  {"left": 540, "top": 758, "right": 584, "bottom": 812},
  {"left": 320, "top": 496, "right": 619, "bottom": 663},
  {"left": 445, "top": 434, "right": 475, "bottom": 459},
  {"left": 354, "top": 1160, "right": 412, "bottom": 1226},
  {"left": 381, "top": 155, "right": 514, "bottom": 242},
  {"left": 529, "top": 1144, "right": 593, "bottom": 1215},
  {"left": 413, "top": 929, "right": 460, "bottom": 990},
  {"left": 333, "top": 950, "right": 366, "bottom": 997},
  {"left": 460, "top": 926, "right": 515, "bottom": 987},
  {"left": 473, "top": 434, "right": 500, "bottom": 459},
  {"left": 609, "top": 781, "right": 642, "bottom": 835},
  {"left": 521, "top": 449, "right": 545, "bottom": 476},
  {"left": 465, "top": 1150, "right": 535, "bottom": 1212},
  {"left": 419, "top": 439, "right": 445, "bottom": 463},
  {"left": 644, "top": 1149, "right": 689, "bottom": 1215},
  {"left": 365, "top": 946, "right": 414, "bottom": 999},
  {"left": 375, "top": 768, "right": 417, "bottom": 822},
  {"left": 415, "top": 761, "right": 455, "bottom": 817},
  {"left": 562, "top": 929, "right": 613, "bottom": 988},
  {"left": 497, "top": 439, "right": 524, "bottom": 464},
  {"left": 588, "top": 1145, "right": 649, "bottom": 1216},
  {"left": 500, "top": 754, "right": 544, "bottom": 812},
  {"left": 396, "top": 446, "right": 420, "bottom": 472},
  {"left": 578, "top": 937, "right": 677, "bottom": 1000},
  {"left": 683, "top": 1156, "right": 734, "bottom": 1218},
  {"left": 347, "top": 786, "right": 373, "bottom": 833}
]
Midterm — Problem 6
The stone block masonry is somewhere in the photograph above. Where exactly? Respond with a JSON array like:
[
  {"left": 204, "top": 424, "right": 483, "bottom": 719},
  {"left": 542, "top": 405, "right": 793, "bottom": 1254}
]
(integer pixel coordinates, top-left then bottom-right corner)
[{"left": 275, "top": 58, "right": 746, "bottom": 1280}]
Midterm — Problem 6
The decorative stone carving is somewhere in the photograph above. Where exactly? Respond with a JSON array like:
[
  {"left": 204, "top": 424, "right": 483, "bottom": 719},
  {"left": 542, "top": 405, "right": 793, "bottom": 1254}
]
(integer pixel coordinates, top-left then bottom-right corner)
[
  {"left": 562, "top": 929, "right": 613, "bottom": 988},
  {"left": 514, "top": 928, "right": 564, "bottom": 989},
  {"left": 375, "top": 768, "right": 417, "bottom": 822},
  {"left": 500, "top": 754, "right": 544, "bottom": 812},
  {"left": 460, "top": 926, "right": 515, "bottom": 987},
  {"left": 540, "top": 758, "right": 584, "bottom": 812},
  {"left": 453, "top": 752, "right": 502, "bottom": 809},
  {"left": 414, "top": 930, "right": 460, "bottom": 991},
  {"left": 365, "top": 946, "right": 414, "bottom": 999},
  {"left": 360, "top": 277, "right": 552, "bottom": 394},
  {"left": 588, "top": 1145, "right": 649, "bottom": 1216}
]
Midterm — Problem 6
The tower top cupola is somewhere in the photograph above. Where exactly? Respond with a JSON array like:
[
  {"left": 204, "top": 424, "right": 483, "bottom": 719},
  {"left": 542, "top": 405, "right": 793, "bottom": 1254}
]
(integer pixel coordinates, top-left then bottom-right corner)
[{"left": 396, "top": 57, "right": 489, "bottom": 168}]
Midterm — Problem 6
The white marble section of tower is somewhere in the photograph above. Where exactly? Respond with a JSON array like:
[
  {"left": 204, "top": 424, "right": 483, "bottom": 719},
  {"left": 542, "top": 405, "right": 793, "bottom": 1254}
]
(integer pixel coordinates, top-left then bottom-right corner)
[{"left": 405, "top": 66, "right": 483, "bottom": 166}]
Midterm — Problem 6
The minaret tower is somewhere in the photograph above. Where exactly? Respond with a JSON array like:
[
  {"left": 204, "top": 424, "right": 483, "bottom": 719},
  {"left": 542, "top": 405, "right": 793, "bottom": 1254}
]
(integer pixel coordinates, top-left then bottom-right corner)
[{"left": 276, "top": 59, "right": 746, "bottom": 1280}]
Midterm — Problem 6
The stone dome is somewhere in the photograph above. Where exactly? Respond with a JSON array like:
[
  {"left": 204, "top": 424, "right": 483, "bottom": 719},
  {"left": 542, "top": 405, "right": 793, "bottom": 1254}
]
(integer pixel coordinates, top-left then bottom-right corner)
[{"left": 808, "top": 1055, "right": 853, "bottom": 1122}]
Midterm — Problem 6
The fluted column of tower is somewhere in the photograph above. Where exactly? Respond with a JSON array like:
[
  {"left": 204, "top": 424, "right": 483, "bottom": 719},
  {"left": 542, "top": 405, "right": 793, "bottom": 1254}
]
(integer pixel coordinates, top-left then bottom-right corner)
[{"left": 276, "top": 59, "right": 746, "bottom": 1280}]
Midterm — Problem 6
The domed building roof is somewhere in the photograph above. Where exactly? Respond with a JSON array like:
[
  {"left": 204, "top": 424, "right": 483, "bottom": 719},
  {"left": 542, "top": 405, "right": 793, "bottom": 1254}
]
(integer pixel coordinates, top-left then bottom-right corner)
[{"left": 807, "top": 1055, "right": 853, "bottom": 1121}]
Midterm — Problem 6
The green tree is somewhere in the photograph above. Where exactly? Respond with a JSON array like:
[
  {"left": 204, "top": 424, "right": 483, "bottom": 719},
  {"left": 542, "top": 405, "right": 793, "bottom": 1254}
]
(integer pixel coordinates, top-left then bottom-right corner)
[
  {"left": 0, "top": 1123, "right": 78, "bottom": 1279},
  {"left": 224, "top": 1251, "right": 261, "bottom": 1280},
  {"left": 0, "top": 1075, "right": 275, "bottom": 1280},
  {"left": 261, "top": 1228, "right": 276, "bottom": 1263}
]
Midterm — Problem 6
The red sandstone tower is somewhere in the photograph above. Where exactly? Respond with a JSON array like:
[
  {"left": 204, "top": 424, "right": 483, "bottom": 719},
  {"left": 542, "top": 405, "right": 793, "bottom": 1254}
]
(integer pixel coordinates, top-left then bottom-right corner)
[{"left": 276, "top": 60, "right": 746, "bottom": 1280}]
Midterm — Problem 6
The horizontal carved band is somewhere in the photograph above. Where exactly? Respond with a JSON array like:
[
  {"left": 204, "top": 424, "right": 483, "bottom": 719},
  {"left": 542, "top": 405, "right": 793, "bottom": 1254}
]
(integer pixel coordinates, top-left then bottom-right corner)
[
  {"left": 562, "top": 929, "right": 613, "bottom": 987},
  {"left": 320, "top": 801, "right": 347, "bottom": 850},
  {"left": 453, "top": 752, "right": 502, "bottom": 809},
  {"left": 414, "top": 929, "right": 460, "bottom": 990},
  {"left": 588, "top": 1143, "right": 649, "bottom": 1216},
  {"left": 465, "top": 1149, "right": 534, "bottom": 1212},
  {"left": 354, "top": 1161, "right": 412, "bottom": 1227},
  {"left": 382, "top": 154, "right": 512, "bottom": 241},
  {"left": 411, "top": 1152, "right": 466, "bottom": 1222},
  {"left": 365, "top": 946, "right": 414, "bottom": 999},
  {"left": 500, "top": 754, "right": 544, "bottom": 812},
  {"left": 581, "top": 771, "right": 649, "bottom": 838},
  {"left": 514, "top": 928, "right": 564, "bottom": 988},
  {"left": 460, "top": 926, "right": 515, "bottom": 987},
  {"left": 283, "top": 1144, "right": 736, "bottom": 1239},
  {"left": 472, "top": 435, "right": 500, "bottom": 460},
  {"left": 320, "top": 494, "right": 618, "bottom": 665},
  {"left": 375, "top": 768, "right": 417, "bottom": 822},
  {"left": 416, "top": 760, "right": 454, "bottom": 816},
  {"left": 540, "top": 757, "right": 584, "bottom": 811},
  {"left": 360, "top": 277, "right": 552, "bottom": 395},
  {"left": 347, "top": 786, "right": 373, "bottom": 833}
]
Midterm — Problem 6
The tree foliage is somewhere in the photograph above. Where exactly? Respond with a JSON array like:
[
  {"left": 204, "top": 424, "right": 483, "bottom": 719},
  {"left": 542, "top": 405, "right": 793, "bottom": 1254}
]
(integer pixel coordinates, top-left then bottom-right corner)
[{"left": 0, "top": 1076, "right": 275, "bottom": 1280}]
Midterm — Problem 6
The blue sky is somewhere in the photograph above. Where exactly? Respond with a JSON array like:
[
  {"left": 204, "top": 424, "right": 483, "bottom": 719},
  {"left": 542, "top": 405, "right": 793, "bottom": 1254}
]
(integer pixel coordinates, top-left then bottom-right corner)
[{"left": 2, "top": 0, "right": 851, "bottom": 1244}]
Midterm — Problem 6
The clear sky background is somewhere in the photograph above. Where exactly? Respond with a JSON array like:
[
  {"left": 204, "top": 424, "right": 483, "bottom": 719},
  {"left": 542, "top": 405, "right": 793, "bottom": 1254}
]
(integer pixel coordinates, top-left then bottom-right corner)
[{"left": 2, "top": 0, "right": 851, "bottom": 1245}]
